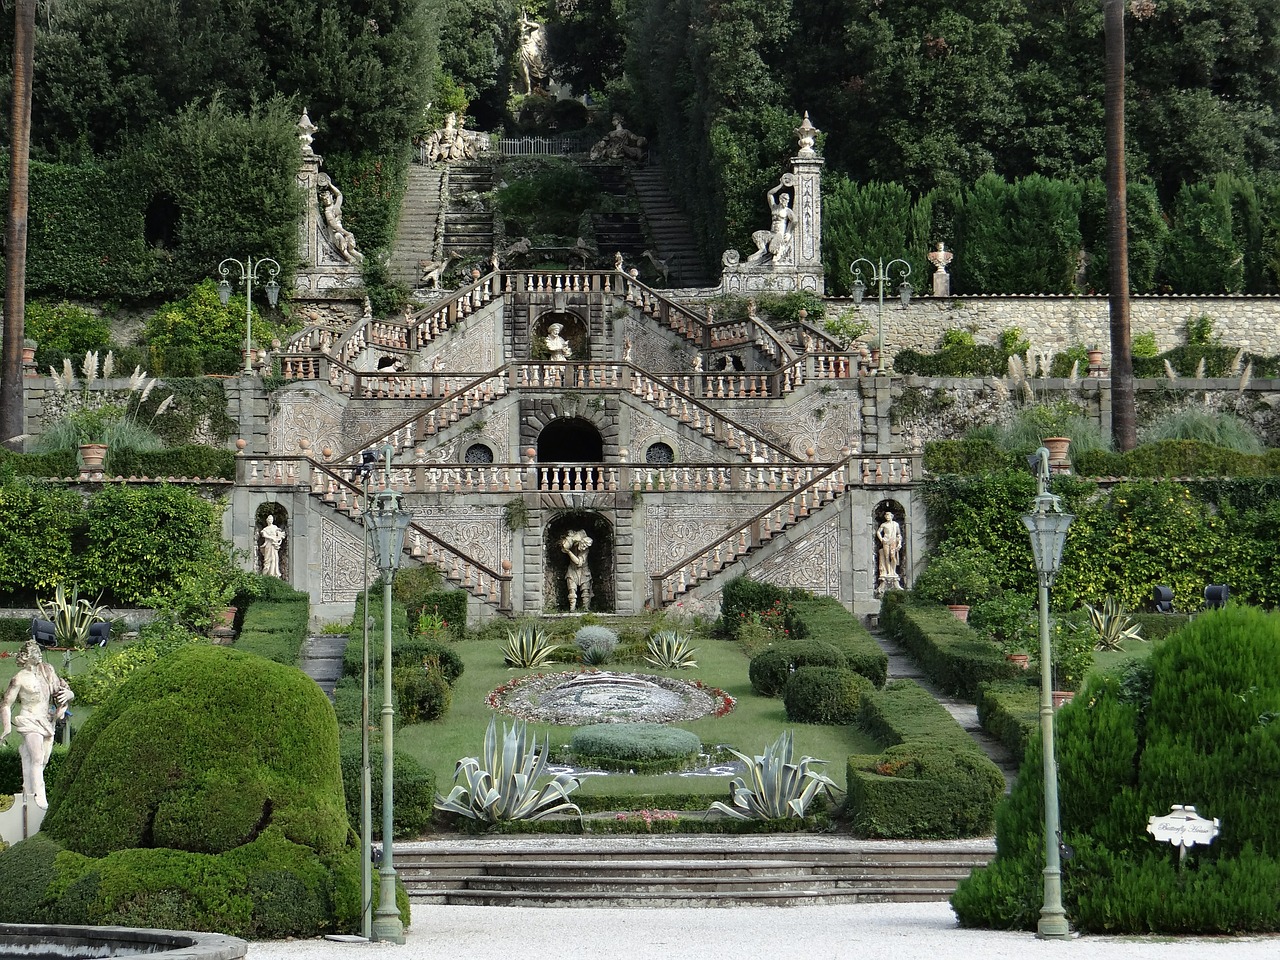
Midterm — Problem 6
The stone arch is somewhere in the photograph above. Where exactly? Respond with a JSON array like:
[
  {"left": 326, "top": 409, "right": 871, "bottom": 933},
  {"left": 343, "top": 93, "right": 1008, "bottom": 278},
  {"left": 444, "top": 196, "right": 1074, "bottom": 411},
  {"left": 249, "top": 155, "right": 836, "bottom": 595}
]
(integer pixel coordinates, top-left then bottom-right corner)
[
  {"left": 872, "top": 498, "right": 908, "bottom": 596},
  {"left": 255, "top": 501, "right": 290, "bottom": 581},
  {"left": 532, "top": 309, "right": 589, "bottom": 360},
  {"left": 536, "top": 416, "right": 605, "bottom": 490},
  {"left": 545, "top": 511, "right": 615, "bottom": 613}
]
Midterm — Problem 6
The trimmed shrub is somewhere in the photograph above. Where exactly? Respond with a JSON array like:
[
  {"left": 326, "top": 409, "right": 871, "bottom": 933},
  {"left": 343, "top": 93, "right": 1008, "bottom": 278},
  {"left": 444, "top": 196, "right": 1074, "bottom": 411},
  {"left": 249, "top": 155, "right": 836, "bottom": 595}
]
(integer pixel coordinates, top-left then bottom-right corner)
[
  {"left": 0, "top": 834, "right": 65, "bottom": 922},
  {"left": 108, "top": 445, "right": 236, "bottom": 480},
  {"left": 847, "top": 680, "right": 1005, "bottom": 839},
  {"left": 43, "top": 645, "right": 348, "bottom": 859},
  {"left": 338, "top": 734, "right": 436, "bottom": 841},
  {"left": 955, "top": 606, "right": 1280, "bottom": 933},
  {"left": 791, "top": 596, "right": 888, "bottom": 687},
  {"left": 748, "top": 641, "right": 847, "bottom": 697},
  {"left": 721, "top": 577, "right": 807, "bottom": 639},
  {"left": 885, "top": 602, "right": 1019, "bottom": 699},
  {"left": 975, "top": 680, "right": 1039, "bottom": 763},
  {"left": 574, "top": 624, "right": 619, "bottom": 656},
  {"left": 924, "top": 438, "right": 1019, "bottom": 476},
  {"left": 568, "top": 723, "right": 702, "bottom": 773},
  {"left": 784, "top": 666, "right": 874, "bottom": 724},
  {"left": 392, "top": 665, "right": 452, "bottom": 723},
  {"left": 235, "top": 598, "right": 309, "bottom": 667}
]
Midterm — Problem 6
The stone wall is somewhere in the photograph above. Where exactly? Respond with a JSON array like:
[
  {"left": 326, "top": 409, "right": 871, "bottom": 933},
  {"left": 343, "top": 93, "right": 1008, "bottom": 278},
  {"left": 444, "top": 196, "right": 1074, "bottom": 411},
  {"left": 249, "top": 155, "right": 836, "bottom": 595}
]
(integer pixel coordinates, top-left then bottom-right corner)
[{"left": 853, "top": 294, "right": 1280, "bottom": 361}]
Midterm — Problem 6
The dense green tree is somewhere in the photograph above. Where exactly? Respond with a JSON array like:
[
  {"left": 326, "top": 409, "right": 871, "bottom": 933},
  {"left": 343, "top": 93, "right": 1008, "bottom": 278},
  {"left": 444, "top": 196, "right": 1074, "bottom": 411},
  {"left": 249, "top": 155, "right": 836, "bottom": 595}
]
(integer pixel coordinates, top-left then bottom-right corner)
[
  {"left": 821, "top": 178, "right": 932, "bottom": 297},
  {"left": 544, "top": 0, "right": 632, "bottom": 96},
  {"left": 438, "top": 0, "right": 521, "bottom": 126}
]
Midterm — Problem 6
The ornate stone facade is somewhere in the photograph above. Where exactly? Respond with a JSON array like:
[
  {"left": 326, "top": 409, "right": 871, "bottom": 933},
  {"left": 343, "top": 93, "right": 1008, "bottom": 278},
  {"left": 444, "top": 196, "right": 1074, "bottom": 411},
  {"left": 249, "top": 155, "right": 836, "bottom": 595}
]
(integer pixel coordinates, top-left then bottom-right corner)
[{"left": 756, "top": 517, "right": 843, "bottom": 598}]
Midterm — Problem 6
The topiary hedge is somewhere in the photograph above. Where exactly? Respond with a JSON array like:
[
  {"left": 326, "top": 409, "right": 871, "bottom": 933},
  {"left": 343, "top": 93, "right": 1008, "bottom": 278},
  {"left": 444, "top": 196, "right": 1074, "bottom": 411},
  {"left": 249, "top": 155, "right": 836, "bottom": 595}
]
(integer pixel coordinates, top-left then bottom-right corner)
[
  {"left": 883, "top": 599, "right": 1019, "bottom": 699},
  {"left": 235, "top": 594, "right": 310, "bottom": 667},
  {"left": 748, "top": 641, "right": 847, "bottom": 697},
  {"left": 721, "top": 577, "right": 808, "bottom": 639},
  {"left": 337, "top": 733, "right": 437, "bottom": 841},
  {"left": 43, "top": 645, "right": 348, "bottom": 859},
  {"left": 108, "top": 445, "right": 236, "bottom": 480},
  {"left": 783, "top": 666, "right": 874, "bottom": 724},
  {"left": 846, "top": 680, "right": 1005, "bottom": 839},
  {"left": 791, "top": 596, "right": 888, "bottom": 687},
  {"left": 568, "top": 723, "right": 703, "bottom": 773},
  {"left": 954, "top": 606, "right": 1280, "bottom": 933},
  {"left": 975, "top": 680, "right": 1039, "bottom": 764}
]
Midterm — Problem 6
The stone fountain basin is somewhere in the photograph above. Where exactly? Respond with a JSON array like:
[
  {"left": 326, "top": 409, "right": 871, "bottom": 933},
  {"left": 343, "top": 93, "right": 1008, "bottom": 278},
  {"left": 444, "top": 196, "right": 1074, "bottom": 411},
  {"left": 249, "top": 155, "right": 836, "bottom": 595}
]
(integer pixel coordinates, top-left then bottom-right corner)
[{"left": 0, "top": 925, "right": 246, "bottom": 960}]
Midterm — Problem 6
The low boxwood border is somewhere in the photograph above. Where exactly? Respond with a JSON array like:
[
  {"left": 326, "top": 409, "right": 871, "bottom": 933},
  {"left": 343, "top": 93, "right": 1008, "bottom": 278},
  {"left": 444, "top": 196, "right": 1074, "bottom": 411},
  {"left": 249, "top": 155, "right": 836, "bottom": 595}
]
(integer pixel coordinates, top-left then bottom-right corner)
[
  {"left": 976, "top": 680, "right": 1039, "bottom": 764},
  {"left": 792, "top": 596, "right": 888, "bottom": 686},
  {"left": 881, "top": 593, "right": 1018, "bottom": 699}
]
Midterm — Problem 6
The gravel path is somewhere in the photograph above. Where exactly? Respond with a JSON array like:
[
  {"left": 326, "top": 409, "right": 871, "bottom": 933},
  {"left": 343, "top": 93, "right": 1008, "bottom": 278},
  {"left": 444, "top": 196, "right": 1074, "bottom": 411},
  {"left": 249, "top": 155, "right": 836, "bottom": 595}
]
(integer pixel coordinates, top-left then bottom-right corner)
[{"left": 249, "top": 902, "right": 1277, "bottom": 960}]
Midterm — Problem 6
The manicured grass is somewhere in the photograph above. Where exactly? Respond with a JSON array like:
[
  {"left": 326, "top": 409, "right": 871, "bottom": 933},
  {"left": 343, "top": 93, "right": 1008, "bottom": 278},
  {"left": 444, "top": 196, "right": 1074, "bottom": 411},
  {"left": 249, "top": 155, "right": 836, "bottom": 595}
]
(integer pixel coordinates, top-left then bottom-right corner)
[{"left": 396, "top": 622, "right": 879, "bottom": 798}]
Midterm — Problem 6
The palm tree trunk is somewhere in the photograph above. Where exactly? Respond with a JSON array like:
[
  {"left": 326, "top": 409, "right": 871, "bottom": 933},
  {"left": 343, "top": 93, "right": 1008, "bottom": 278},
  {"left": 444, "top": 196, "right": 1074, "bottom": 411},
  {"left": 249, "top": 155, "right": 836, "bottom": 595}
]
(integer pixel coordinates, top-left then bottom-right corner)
[
  {"left": 1105, "top": 0, "right": 1136, "bottom": 451},
  {"left": 2, "top": 0, "right": 37, "bottom": 449}
]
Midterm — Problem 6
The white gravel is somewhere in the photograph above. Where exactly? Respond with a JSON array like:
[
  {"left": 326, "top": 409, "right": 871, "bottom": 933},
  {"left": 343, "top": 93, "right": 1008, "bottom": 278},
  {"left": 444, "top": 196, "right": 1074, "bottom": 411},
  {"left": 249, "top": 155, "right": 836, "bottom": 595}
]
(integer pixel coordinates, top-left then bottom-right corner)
[{"left": 248, "top": 901, "right": 1279, "bottom": 960}]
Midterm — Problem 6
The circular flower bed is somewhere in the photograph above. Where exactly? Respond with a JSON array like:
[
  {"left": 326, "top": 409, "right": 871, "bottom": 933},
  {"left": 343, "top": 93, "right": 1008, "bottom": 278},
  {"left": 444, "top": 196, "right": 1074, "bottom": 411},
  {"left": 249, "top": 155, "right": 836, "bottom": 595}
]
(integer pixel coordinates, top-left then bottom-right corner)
[{"left": 488, "top": 670, "right": 735, "bottom": 725}]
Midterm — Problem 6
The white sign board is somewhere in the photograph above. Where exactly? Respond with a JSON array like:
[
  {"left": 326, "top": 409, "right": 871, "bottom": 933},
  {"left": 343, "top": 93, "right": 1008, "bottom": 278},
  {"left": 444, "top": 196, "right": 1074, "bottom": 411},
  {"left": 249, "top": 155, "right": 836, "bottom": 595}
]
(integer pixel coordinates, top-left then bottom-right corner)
[{"left": 1147, "top": 804, "right": 1220, "bottom": 849}]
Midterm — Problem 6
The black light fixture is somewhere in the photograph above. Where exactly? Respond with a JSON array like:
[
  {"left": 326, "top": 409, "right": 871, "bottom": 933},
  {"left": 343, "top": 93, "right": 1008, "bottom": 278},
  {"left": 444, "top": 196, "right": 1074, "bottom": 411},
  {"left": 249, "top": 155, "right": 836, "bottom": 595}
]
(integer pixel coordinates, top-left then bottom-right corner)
[
  {"left": 1204, "top": 584, "right": 1229, "bottom": 609},
  {"left": 1153, "top": 585, "right": 1175, "bottom": 614}
]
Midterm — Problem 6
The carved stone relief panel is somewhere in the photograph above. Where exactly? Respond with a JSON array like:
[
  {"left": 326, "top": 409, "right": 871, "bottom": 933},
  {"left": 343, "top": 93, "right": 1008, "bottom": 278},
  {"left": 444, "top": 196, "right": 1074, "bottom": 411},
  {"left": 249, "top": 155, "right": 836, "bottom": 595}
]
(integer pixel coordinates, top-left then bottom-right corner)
[
  {"left": 627, "top": 407, "right": 722, "bottom": 463},
  {"left": 423, "top": 310, "right": 500, "bottom": 373},
  {"left": 409, "top": 505, "right": 510, "bottom": 573},
  {"left": 644, "top": 502, "right": 755, "bottom": 575},
  {"left": 320, "top": 517, "right": 369, "bottom": 602},
  {"left": 270, "top": 388, "right": 346, "bottom": 455},
  {"left": 624, "top": 315, "right": 695, "bottom": 373},
  {"left": 755, "top": 517, "right": 842, "bottom": 599},
  {"left": 726, "top": 389, "right": 860, "bottom": 460},
  {"left": 340, "top": 402, "right": 414, "bottom": 452}
]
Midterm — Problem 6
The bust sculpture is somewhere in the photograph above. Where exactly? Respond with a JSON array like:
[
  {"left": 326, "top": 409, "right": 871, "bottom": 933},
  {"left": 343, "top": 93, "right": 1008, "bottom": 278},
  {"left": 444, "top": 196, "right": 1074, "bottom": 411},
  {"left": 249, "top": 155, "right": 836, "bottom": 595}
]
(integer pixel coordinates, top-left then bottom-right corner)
[{"left": 544, "top": 323, "right": 572, "bottom": 362}]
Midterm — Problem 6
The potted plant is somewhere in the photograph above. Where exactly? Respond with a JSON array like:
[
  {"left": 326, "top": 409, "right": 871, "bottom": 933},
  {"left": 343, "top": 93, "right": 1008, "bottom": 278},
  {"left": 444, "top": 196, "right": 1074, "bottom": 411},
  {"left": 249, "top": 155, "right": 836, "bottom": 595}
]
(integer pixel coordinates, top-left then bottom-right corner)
[
  {"left": 969, "top": 590, "right": 1036, "bottom": 666},
  {"left": 36, "top": 584, "right": 111, "bottom": 649},
  {"left": 911, "top": 547, "right": 995, "bottom": 621},
  {"left": 1038, "top": 610, "right": 1095, "bottom": 704}
]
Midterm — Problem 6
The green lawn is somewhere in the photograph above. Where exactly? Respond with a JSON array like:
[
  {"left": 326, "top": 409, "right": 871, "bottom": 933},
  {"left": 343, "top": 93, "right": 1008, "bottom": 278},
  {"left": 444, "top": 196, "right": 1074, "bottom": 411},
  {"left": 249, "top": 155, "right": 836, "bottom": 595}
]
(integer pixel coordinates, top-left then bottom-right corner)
[{"left": 396, "top": 626, "right": 880, "bottom": 799}]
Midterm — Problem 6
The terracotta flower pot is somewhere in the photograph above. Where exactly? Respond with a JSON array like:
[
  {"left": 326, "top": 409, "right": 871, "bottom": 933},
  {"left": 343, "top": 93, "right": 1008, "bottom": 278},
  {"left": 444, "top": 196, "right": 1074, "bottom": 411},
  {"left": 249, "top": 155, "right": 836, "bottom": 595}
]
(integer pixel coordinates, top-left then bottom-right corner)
[
  {"left": 1042, "top": 436, "right": 1071, "bottom": 462},
  {"left": 946, "top": 604, "right": 970, "bottom": 622},
  {"left": 1005, "top": 653, "right": 1030, "bottom": 669},
  {"left": 78, "top": 443, "right": 108, "bottom": 477},
  {"left": 1053, "top": 690, "right": 1075, "bottom": 708}
]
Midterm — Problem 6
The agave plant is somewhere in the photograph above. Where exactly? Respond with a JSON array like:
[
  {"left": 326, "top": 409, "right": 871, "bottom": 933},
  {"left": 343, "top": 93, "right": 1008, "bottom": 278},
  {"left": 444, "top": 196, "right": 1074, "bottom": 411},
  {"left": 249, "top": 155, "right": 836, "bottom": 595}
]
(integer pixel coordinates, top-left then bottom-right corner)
[
  {"left": 36, "top": 584, "right": 110, "bottom": 648},
  {"left": 1086, "top": 597, "right": 1145, "bottom": 651},
  {"left": 435, "top": 716, "right": 582, "bottom": 822},
  {"left": 502, "top": 623, "right": 560, "bottom": 667},
  {"left": 709, "top": 731, "right": 837, "bottom": 820},
  {"left": 645, "top": 630, "right": 698, "bottom": 669}
]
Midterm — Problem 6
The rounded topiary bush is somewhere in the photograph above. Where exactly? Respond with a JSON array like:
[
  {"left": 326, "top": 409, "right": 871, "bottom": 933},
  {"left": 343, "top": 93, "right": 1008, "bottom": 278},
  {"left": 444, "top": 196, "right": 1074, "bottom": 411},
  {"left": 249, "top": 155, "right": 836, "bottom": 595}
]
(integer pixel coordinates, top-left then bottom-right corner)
[
  {"left": 43, "top": 644, "right": 348, "bottom": 859},
  {"left": 783, "top": 666, "right": 875, "bottom": 724},
  {"left": 395, "top": 637, "right": 464, "bottom": 685},
  {"left": 568, "top": 723, "right": 702, "bottom": 773},
  {"left": 574, "top": 625, "right": 619, "bottom": 663},
  {"left": 749, "top": 641, "right": 848, "bottom": 697},
  {"left": 338, "top": 733, "right": 437, "bottom": 839},
  {"left": 392, "top": 664, "right": 452, "bottom": 722}
]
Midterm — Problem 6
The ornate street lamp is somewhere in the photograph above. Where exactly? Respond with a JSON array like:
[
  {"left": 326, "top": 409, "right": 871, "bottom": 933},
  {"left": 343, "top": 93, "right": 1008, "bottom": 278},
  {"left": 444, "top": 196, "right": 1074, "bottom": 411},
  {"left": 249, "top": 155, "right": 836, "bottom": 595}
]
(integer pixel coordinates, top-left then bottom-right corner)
[
  {"left": 850, "top": 257, "right": 912, "bottom": 374},
  {"left": 1021, "top": 446, "right": 1074, "bottom": 941},
  {"left": 216, "top": 256, "right": 281, "bottom": 375},
  {"left": 364, "top": 448, "right": 411, "bottom": 945}
]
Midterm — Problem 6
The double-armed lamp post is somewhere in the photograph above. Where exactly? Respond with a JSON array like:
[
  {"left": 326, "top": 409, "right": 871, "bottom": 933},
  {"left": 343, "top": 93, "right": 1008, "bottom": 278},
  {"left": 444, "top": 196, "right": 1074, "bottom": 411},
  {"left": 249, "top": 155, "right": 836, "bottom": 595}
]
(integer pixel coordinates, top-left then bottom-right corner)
[
  {"left": 850, "top": 257, "right": 912, "bottom": 374},
  {"left": 216, "top": 256, "right": 281, "bottom": 375},
  {"left": 1021, "top": 447, "right": 1075, "bottom": 940},
  {"left": 363, "top": 446, "right": 411, "bottom": 944}
]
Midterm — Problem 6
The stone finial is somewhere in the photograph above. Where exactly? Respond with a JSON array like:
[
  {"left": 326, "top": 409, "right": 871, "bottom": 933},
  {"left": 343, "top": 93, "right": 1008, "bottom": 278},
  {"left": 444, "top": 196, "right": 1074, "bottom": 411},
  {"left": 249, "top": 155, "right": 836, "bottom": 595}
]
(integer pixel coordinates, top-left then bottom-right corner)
[
  {"left": 795, "top": 111, "right": 819, "bottom": 158},
  {"left": 298, "top": 109, "right": 318, "bottom": 157}
]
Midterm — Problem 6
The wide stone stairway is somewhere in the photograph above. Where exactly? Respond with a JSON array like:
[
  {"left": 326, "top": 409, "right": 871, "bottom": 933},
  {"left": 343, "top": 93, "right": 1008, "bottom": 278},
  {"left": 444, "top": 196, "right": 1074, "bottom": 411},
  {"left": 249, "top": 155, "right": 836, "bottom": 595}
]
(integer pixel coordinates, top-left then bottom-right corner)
[
  {"left": 630, "top": 162, "right": 715, "bottom": 288},
  {"left": 389, "top": 164, "right": 446, "bottom": 288},
  {"left": 395, "top": 835, "right": 994, "bottom": 907}
]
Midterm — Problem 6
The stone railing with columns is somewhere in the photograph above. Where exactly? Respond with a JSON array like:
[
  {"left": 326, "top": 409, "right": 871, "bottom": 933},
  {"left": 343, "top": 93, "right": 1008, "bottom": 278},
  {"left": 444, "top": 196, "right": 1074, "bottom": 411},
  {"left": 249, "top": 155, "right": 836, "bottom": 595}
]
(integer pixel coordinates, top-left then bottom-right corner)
[
  {"left": 649, "top": 453, "right": 918, "bottom": 606},
  {"left": 308, "top": 460, "right": 511, "bottom": 611}
]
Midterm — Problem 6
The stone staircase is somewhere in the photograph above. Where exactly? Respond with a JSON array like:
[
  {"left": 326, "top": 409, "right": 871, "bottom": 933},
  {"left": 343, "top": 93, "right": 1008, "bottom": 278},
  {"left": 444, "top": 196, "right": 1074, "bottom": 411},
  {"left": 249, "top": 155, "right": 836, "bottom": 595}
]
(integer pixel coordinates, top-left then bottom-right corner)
[
  {"left": 390, "top": 164, "right": 446, "bottom": 288},
  {"left": 631, "top": 162, "right": 715, "bottom": 288},
  {"left": 396, "top": 836, "right": 993, "bottom": 907},
  {"left": 441, "top": 163, "right": 495, "bottom": 263}
]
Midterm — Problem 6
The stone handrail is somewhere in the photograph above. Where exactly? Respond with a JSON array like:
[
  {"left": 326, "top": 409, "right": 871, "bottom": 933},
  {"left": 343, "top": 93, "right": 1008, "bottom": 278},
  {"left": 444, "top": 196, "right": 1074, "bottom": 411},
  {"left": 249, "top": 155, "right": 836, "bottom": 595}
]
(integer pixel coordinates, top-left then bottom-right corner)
[
  {"left": 309, "top": 460, "right": 511, "bottom": 611},
  {"left": 649, "top": 453, "right": 919, "bottom": 606},
  {"left": 404, "top": 271, "right": 503, "bottom": 348}
]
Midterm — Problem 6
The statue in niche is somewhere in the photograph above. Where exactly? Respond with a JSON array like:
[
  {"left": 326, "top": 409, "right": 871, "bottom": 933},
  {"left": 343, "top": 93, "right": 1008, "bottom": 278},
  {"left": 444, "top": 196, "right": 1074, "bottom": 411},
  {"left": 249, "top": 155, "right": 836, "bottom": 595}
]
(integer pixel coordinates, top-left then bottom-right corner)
[
  {"left": 260, "top": 514, "right": 287, "bottom": 578},
  {"left": 746, "top": 176, "right": 796, "bottom": 265},
  {"left": 318, "top": 175, "right": 362, "bottom": 263},
  {"left": 561, "top": 529, "right": 594, "bottom": 612},
  {"left": 876, "top": 511, "right": 903, "bottom": 592},
  {"left": 1, "top": 639, "right": 74, "bottom": 808},
  {"left": 544, "top": 323, "right": 572, "bottom": 362}
]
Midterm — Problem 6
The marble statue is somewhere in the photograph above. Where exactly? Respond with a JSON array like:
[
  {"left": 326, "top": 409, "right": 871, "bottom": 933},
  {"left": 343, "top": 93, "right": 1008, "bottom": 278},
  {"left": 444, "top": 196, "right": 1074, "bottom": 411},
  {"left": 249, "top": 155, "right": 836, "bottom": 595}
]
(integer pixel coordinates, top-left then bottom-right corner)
[
  {"left": 517, "top": 11, "right": 548, "bottom": 95},
  {"left": 928, "top": 242, "right": 954, "bottom": 297},
  {"left": 544, "top": 323, "right": 572, "bottom": 362},
  {"left": 876, "top": 511, "right": 903, "bottom": 591},
  {"left": 561, "top": 529, "right": 594, "bottom": 612},
  {"left": 318, "top": 175, "right": 362, "bottom": 263},
  {"left": 746, "top": 177, "right": 797, "bottom": 265},
  {"left": 260, "top": 515, "right": 286, "bottom": 578},
  {"left": 422, "top": 112, "right": 490, "bottom": 163},
  {"left": 590, "top": 116, "right": 648, "bottom": 163},
  {"left": 1, "top": 639, "right": 74, "bottom": 808}
]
